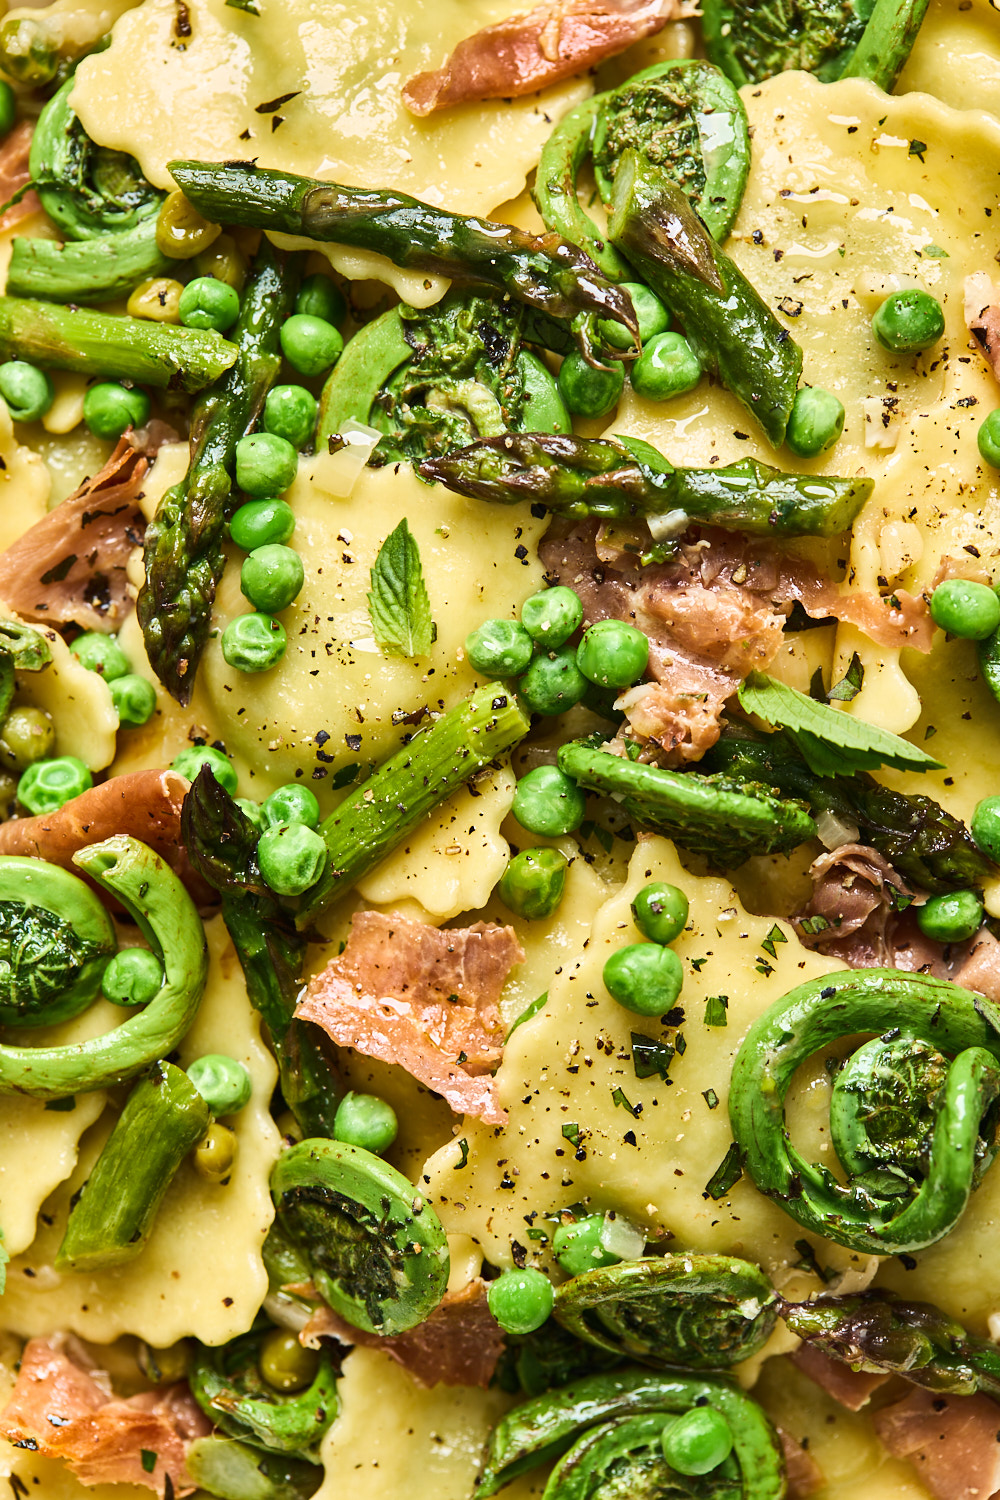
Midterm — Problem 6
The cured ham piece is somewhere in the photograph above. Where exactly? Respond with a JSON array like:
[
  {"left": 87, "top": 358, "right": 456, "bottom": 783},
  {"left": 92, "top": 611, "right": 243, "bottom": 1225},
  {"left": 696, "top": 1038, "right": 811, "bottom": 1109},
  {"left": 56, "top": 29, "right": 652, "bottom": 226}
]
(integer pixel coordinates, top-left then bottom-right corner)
[
  {"left": 301, "top": 1279, "right": 505, "bottom": 1389},
  {"left": 0, "top": 433, "right": 149, "bottom": 631},
  {"left": 402, "top": 0, "right": 693, "bottom": 116},
  {"left": 778, "top": 1428, "right": 825, "bottom": 1499},
  {"left": 296, "top": 911, "right": 525, "bottom": 1125},
  {"left": 0, "top": 1335, "right": 209, "bottom": 1496},
  {"left": 789, "top": 1341, "right": 890, "bottom": 1412},
  {"left": 0, "top": 120, "right": 40, "bottom": 232},
  {"left": 873, "top": 1387, "right": 1000, "bottom": 1500},
  {"left": 793, "top": 844, "right": 909, "bottom": 967},
  {"left": 965, "top": 272, "right": 1000, "bottom": 385},
  {"left": 0, "top": 769, "right": 216, "bottom": 907}
]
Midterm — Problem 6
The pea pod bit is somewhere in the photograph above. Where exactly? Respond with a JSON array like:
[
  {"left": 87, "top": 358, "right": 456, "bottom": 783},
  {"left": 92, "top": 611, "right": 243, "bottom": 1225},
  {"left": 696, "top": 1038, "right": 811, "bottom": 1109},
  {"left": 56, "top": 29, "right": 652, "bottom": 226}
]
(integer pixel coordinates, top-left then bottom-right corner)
[
  {"left": 729, "top": 968, "right": 1000, "bottom": 1255},
  {"left": 0, "top": 835, "right": 208, "bottom": 1099},
  {"left": 298, "top": 683, "right": 530, "bottom": 924},
  {"left": 55, "top": 1060, "right": 210, "bottom": 1273},
  {"left": 476, "top": 1368, "right": 786, "bottom": 1499},
  {"left": 186, "top": 1434, "right": 323, "bottom": 1500},
  {"left": 421, "top": 431, "right": 872, "bottom": 540},
  {"left": 0, "top": 855, "right": 116, "bottom": 1028},
  {"left": 167, "top": 159, "right": 639, "bottom": 365},
  {"left": 8, "top": 76, "right": 171, "bottom": 305},
  {"left": 270, "top": 1138, "right": 450, "bottom": 1337},
  {"left": 783, "top": 1290, "right": 1000, "bottom": 1400},
  {"left": 0, "top": 296, "right": 237, "bottom": 393},
  {"left": 553, "top": 1255, "right": 777, "bottom": 1369},
  {"left": 559, "top": 739, "right": 816, "bottom": 867},
  {"left": 189, "top": 1322, "right": 338, "bottom": 1460},
  {"left": 608, "top": 150, "right": 803, "bottom": 447}
]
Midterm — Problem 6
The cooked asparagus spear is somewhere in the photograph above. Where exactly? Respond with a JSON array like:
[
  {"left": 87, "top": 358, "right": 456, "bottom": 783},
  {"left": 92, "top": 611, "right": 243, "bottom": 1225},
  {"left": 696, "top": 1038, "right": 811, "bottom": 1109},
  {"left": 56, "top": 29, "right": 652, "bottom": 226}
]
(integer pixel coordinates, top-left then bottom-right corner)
[
  {"left": 168, "top": 159, "right": 639, "bottom": 364},
  {"left": 843, "top": 0, "right": 934, "bottom": 91},
  {"left": 421, "top": 432, "right": 872, "bottom": 538},
  {"left": 138, "top": 240, "right": 300, "bottom": 703},
  {"left": 0, "top": 295, "right": 235, "bottom": 392}
]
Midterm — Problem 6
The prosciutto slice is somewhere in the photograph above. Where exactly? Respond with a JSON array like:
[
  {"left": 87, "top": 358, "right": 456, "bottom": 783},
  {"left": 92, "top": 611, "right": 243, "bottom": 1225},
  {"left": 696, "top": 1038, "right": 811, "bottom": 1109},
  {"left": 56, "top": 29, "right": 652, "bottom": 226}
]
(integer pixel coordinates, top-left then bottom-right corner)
[
  {"left": 0, "top": 1335, "right": 209, "bottom": 1496},
  {"left": 402, "top": 0, "right": 694, "bottom": 116},
  {"left": 0, "top": 120, "right": 40, "bottom": 232},
  {"left": 873, "top": 1387, "right": 1000, "bottom": 1500},
  {"left": 965, "top": 272, "right": 1000, "bottom": 385},
  {"left": 789, "top": 1341, "right": 890, "bottom": 1412},
  {"left": 778, "top": 1428, "right": 825, "bottom": 1499},
  {"left": 296, "top": 911, "right": 524, "bottom": 1125},
  {"left": 793, "top": 844, "right": 910, "bottom": 968},
  {"left": 301, "top": 1279, "right": 505, "bottom": 1389},
  {"left": 0, "top": 433, "right": 149, "bottom": 631}
]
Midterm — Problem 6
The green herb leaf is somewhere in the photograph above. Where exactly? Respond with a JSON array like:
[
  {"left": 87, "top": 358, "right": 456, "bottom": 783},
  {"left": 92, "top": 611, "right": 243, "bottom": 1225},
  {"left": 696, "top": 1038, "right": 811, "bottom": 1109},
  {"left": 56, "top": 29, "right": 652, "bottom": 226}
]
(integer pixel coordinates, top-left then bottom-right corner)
[
  {"left": 562, "top": 1122, "right": 582, "bottom": 1147},
  {"left": 908, "top": 139, "right": 928, "bottom": 161},
  {"left": 367, "top": 519, "right": 435, "bottom": 658},
  {"left": 611, "top": 1086, "right": 641, "bottom": 1117},
  {"left": 827, "top": 651, "right": 865, "bottom": 702},
  {"left": 737, "top": 671, "right": 944, "bottom": 777},
  {"left": 702, "top": 1088, "right": 719, "bottom": 1110},
  {"left": 226, "top": 0, "right": 261, "bottom": 12},
  {"left": 141, "top": 1452, "right": 158, "bottom": 1475},
  {"left": 761, "top": 923, "right": 788, "bottom": 959},
  {"left": 455, "top": 1138, "right": 469, "bottom": 1170},
  {"left": 631, "top": 1032, "right": 675, "bottom": 1082},
  {"left": 704, "top": 995, "right": 729, "bottom": 1027},
  {"left": 705, "top": 1142, "right": 743, "bottom": 1200}
]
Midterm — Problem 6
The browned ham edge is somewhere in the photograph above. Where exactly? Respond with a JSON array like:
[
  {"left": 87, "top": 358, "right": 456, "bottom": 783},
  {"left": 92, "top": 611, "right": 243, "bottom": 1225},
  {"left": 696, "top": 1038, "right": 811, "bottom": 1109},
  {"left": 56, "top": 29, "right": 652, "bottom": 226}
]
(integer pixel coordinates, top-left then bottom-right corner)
[
  {"left": 793, "top": 844, "right": 910, "bottom": 967},
  {"left": 0, "top": 1335, "right": 209, "bottom": 1496},
  {"left": 296, "top": 911, "right": 524, "bottom": 1125},
  {"left": 778, "top": 1427, "right": 825, "bottom": 1499},
  {"left": 301, "top": 1279, "right": 506, "bottom": 1389},
  {"left": 0, "top": 120, "right": 40, "bottom": 232},
  {"left": 0, "top": 432, "right": 149, "bottom": 632},
  {"left": 402, "top": 0, "right": 695, "bottom": 116},
  {"left": 789, "top": 1341, "right": 890, "bottom": 1412},
  {"left": 874, "top": 1387, "right": 1000, "bottom": 1500},
  {"left": 965, "top": 272, "right": 1000, "bottom": 384}
]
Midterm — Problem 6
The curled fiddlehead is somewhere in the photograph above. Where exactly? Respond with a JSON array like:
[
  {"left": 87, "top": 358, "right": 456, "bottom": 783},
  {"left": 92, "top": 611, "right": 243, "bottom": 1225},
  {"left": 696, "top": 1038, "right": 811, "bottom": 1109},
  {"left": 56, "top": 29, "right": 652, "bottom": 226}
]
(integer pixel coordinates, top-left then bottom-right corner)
[
  {"left": 189, "top": 1321, "right": 339, "bottom": 1461},
  {"left": 8, "top": 75, "right": 170, "bottom": 303},
  {"left": 476, "top": 1368, "right": 786, "bottom": 1499},
  {"left": 729, "top": 969, "right": 1000, "bottom": 1254},
  {"left": 553, "top": 1255, "right": 778, "bottom": 1371},
  {"left": 0, "top": 855, "right": 116, "bottom": 1027},
  {"left": 270, "top": 1138, "right": 450, "bottom": 1337}
]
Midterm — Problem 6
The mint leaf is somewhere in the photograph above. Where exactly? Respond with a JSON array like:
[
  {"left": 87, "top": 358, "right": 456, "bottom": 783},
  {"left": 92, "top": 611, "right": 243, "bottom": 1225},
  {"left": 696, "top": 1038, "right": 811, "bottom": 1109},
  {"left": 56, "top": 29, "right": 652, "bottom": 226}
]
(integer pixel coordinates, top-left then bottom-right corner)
[
  {"left": 367, "top": 519, "right": 434, "bottom": 658},
  {"left": 737, "top": 671, "right": 943, "bottom": 778},
  {"left": 827, "top": 651, "right": 864, "bottom": 702}
]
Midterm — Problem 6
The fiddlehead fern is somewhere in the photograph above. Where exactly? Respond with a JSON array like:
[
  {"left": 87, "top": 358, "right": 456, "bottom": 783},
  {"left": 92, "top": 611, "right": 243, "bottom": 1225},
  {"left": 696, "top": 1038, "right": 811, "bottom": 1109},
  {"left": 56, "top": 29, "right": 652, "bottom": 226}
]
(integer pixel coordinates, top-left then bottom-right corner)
[
  {"left": 0, "top": 855, "right": 116, "bottom": 1026},
  {"left": 729, "top": 969, "right": 1000, "bottom": 1254},
  {"left": 189, "top": 1322, "right": 338, "bottom": 1460},
  {"left": 269, "top": 1138, "right": 450, "bottom": 1337},
  {"left": 476, "top": 1368, "right": 786, "bottom": 1499},
  {"left": 553, "top": 1256, "right": 778, "bottom": 1370}
]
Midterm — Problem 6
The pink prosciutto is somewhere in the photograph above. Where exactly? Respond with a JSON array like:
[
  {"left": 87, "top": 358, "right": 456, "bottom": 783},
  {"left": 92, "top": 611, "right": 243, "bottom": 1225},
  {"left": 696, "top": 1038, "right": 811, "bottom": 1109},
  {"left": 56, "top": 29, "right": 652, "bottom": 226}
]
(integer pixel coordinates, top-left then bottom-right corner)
[
  {"left": 965, "top": 272, "right": 1000, "bottom": 384},
  {"left": 0, "top": 120, "right": 40, "bottom": 232},
  {"left": 296, "top": 910, "right": 524, "bottom": 1125},
  {"left": 874, "top": 1386, "right": 1000, "bottom": 1500},
  {"left": 403, "top": 0, "right": 694, "bottom": 116}
]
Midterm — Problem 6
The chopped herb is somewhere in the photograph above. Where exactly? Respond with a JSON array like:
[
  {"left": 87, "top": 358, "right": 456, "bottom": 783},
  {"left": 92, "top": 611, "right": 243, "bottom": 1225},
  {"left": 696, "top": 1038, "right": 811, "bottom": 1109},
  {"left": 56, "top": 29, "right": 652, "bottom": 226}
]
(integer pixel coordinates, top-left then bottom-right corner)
[
  {"left": 631, "top": 1032, "right": 675, "bottom": 1082},
  {"left": 754, "top": 958, "right": 775, "bottom": 977},
  {"left": 611, "top": 1086, "right": 641, "bottom": 1117},
  {"left": 808, "top": 667, "right": 826, "bottom": 701},
  {"left": 141, "top": 1452, "right": 158, "bottom": 1475},
  {"left": 367, "top": 518, "right": 435, "bottom": 658},
  {"left": 455, "top": 1138, "right": 469, "bottom": 1170},
  {"left": 925, "top": 724, "right": 938, "bottom": 739},
  {"left": 561, "top": 1122, "right": 582, "bottom": 1147},
  {"left": 921, "top": 244, "right": 949, "bottom": 258},
  {"left": 761, "top": 923, "right": 788, "bottom": 959},
  {"left": 702, "top": 1088, "right": 720, "bottom": 1110},
  {"left": 827, "top": 651, "right": 865, "bottom": 702},
  {"left": 690, "top": 957, "right": 708, "bottom": 972},
  {"left": 705, "top": 1142, "right": 743, "bottom": 1200},
  {"left": 331, "top": 763, "right": 360, "bottom": 790},
  {"left": 704, "top": 995, "right": 729, "bottom": 1027},
  {"left": 793, "top": 1238, "right": 835, "bottom": 1284},
  {"left": 226, "top": 0, "right": 261, "bottom": 11},
  {"left": 675, "top": 1032, "right": 687, "bottom": 1055},
  {"left": 908, "top": 139, "right": 928, "bottom": 161}
]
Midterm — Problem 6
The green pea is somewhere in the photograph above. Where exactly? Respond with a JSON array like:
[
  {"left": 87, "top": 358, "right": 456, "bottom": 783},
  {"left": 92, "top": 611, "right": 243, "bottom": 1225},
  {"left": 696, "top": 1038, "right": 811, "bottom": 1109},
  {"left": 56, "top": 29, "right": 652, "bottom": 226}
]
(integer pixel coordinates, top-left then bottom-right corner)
[
  {"left": 916, "top": 889, "right": 983, "bottom": 943},
  {"left": 235, "top": 796, "right": 266, "bottom": 831},
  {"left": 661, "top": 1407, "right": 734, "bottom": 1476},
  {"left": 519, "top": 647, "right": 587, "bottom": 716},
  {"left": 333, "top": 1090, "right": 399, "bottom": 1154},
  {"left": 263, "top": 384, "right": 318, "bottom": 450},
  {"left": 577, "top": 619, "right": 649, "bottom": 691},
  {"left": 978, "top": 409, "right": 1000, "bottom": 469},
  {"left": 785, "top": 386, "right": 845, "bottom": 457},
  {"left": 631, "top": 882, "right": 689, "bottom": 945},
  {"left": 520, "top": 586, "right": 583, "bottom": 648},
  {"left": 930, "top": 578, "right": 1000, "bottom": 640},
  {"left": 600, "top": 281, "right": 669, "bottom": 350},
  {"left": 259, "top": 1329, "right": 319, "bottom": 1393},
  {"left": 630, "top": 331, "right": 701, "bottom": 403},
  {"left": 171, "top": 745, "right": 238, "bottom": 796},
  {"left": 187, "top": 1053, "right": 252, "bottom": 1114},
  {"left": 17, "top": 755, "right": 92, "bottom": 814},
  {"left": 295, "top": 272, "right": 345, "bottom": 326},
  {"left": 465, "top": 618, "right": 534, "bottom": 679},
  {"left": 83, "top": 382, "right": 151, "bottom": 440},
  {"left": 240, "top": 544, "right": 304, "bottom": 613},
  {"left": 871, "top": 289, "right": 945, "bottom": 353},
  {"left": 235, "top": 432, "right": 299, "bottom": 498},
  {"left": 230, "top": 497, "right": 296, "bottom": 550},
  {"left": 70, "top": 631, "right": 131, "bottom": 680},
  {"left": 511, "top": 765, "right": 586, "bottom": 837},
  {"left": 552, "top": 1214, "right": 620, "bottom": 1277},
  {"left": 258, "top": 821, "right": 327, "bottom": 895},
  {"left": 0, "top": 80, "right": 17, "bottom": 137},
  {"left": 102, "top": 947, "right": 163, "bottom": 1007},
  {"left": 0, "top": 360, "right": 53, "bottom": 422},
  {"left": 498, "top": 847, "right": 568, "bottom": 920},
  {"left": 0, "top": 707, "right": 54, "bottom": 769},
  {"left": 262, "top": 782, "right": 320, "bottom": 830},
  {"left": 603, "top": 942, "right": 683, "bottom": 1016},
  {"left": 557, "top": 350, "right": 624, "bottom": 419},
  {"left": 221, "top": 612, "right": 288, "bottom": 673},
  {"left": 487, "top": 1266, "right": 554, "bottom": 1335},
  {"left": 280, "top": 313, "right": 344, "bottom": 377},
  {"left": 0, "top": 18, "right": 57, "bottom": 85},
  {"left": 110, "top": 673, "right": 157, "bottom": 728},
  {"left": 178, "top": 275, "right": 240, "bottom": 333}
]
